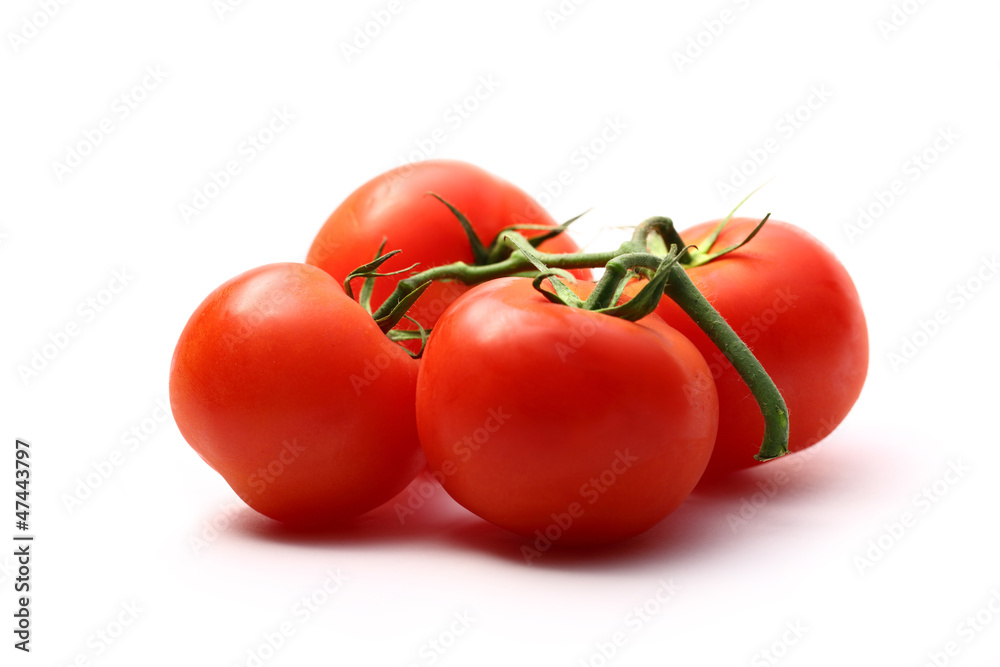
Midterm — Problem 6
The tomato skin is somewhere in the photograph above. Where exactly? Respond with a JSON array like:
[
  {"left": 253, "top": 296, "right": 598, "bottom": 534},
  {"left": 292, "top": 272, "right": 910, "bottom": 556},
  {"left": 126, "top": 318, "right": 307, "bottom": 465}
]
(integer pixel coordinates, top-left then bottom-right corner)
[
  {"left": 306, "top": 159, "right": 589, "bottom": 330},
  {"left": 415, "top": 278, "right": 718, "bottom": 546},
  {"left": 654, "top": 219, "right": 869, "bottom": 476},
  {"left": 169, "top": 263, "right": 424, "bottom": 524}
]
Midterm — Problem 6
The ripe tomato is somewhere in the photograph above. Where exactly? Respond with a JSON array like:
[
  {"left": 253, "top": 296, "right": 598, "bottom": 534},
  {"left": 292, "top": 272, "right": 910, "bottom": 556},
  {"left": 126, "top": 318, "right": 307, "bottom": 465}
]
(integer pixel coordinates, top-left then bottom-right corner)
[
  {"left": 415, "top": 277, "right": 718, "bottom": 547},
  {"left": 306, "top": 159, "right": 589, "bottom": 330},
  {"left": 653, "top": 219, "right": 868, "bottom": 476},
  {"left": 169, "top": 263, "right": 424, "bottom": 524}
]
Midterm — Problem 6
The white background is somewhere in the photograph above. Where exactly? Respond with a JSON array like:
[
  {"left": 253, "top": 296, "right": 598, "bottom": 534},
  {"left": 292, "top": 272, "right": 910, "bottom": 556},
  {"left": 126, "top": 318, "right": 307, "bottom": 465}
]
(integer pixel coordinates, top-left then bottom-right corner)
[{"left": 2, "top": 0, "right": 999, "bottom": 665}]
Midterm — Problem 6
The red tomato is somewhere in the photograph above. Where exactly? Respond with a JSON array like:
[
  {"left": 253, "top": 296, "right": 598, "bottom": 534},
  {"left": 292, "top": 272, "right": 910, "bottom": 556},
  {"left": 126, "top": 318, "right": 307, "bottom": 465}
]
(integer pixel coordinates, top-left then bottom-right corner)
[
  {"left": 415, "top": 277, "right": 718, "bottom": 547},
  {"left": 653, "top": 219, "right": 868, "bottom": 476},
  {"left": 169, "top": 263, "right": 424, "bottom": 523},
  {"left": 306, "top": 159, "right": 589, "bottom": 330}
]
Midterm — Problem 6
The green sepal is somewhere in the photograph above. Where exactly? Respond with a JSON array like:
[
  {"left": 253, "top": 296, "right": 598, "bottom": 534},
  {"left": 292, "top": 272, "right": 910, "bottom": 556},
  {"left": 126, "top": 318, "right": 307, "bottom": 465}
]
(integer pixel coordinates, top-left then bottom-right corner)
[
  {"left": 374, "top": 280, "right": 433, "bottom": 334},
  {"left": 428, "top": 193, "right": 489, "bottom": 265},
  {"left": 504, "top": 232, "right": 584, "bottom": 307},
  {"left": 685, "top": 214, "right": 770, "bottom": 268},
  {"left": 531, "top": 273, "right": 586, "bottom": 308},
  {"left": 685, "top": 179, "right": 772, "bottom": 268},
  {"left": 343, "top": 243, "right": 402, "bottom": 302},
  {"left": 484, "top": 210, "right": 589, "bottom": 264},
  {"left": 386, "top": 315, "right": 431, "bottom": 358},
  {"left": 594, "top": 251, "right": 683, "bottom": 321}
]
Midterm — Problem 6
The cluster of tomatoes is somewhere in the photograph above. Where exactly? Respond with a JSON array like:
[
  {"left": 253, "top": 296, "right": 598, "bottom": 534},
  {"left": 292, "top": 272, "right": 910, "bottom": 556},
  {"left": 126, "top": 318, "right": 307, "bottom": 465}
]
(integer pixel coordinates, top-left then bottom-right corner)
[{"left": 169, "top": 160, "right": 868, "bottom": 546}]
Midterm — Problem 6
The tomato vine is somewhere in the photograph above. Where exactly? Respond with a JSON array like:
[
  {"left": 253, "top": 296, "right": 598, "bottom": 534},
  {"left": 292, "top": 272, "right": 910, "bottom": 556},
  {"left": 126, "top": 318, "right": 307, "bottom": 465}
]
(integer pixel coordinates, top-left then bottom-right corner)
[{"left": 347, "top": 210, "right": 790, "bottom": 463}]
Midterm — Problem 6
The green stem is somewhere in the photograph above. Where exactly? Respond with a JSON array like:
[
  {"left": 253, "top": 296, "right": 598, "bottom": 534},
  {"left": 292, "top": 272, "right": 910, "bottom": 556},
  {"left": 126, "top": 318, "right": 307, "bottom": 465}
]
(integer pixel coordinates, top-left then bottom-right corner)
[
  {"left": 370, "top": 241, "right": 624, "bottom": 321},
  {"left": 631, "top": 217, "right": 690, "bottom": 262},
  {"left": 584, "top": 252, "right": 661, "bottom": 310},
  {"left": 375, "top": 217, "right": 670, "bottom": 320},
  {"left": 661, "top": 264, "right": 790, "bottom": 461}
]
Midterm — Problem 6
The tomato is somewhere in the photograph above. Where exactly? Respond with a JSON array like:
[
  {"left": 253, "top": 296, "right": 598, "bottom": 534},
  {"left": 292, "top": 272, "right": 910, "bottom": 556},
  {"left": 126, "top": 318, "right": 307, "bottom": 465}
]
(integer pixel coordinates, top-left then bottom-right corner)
[
  {"left": 653, "top": 218, "right": 868, "bottom": 476},
  {"left": 306, "top": 159, "right": 589, "bottom": 330},
  {"left": 415, "top": 277, "right": 718, "bottom": 547},
  {"left": 169, "top": 263, "right": 423, "bottom": 524}
]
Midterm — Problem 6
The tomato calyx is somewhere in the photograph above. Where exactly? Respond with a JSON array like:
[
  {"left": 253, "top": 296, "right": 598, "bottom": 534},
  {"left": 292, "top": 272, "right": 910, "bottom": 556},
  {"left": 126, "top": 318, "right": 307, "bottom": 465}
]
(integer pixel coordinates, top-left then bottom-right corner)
[
  {"left": 343, "top": 241, "right": 433, "bottom": 356},
  {"left": 484, "top": 211, "right": 590, "bottom": 265},
  {"left": 681, "top": 213, "right": 770, "bottom": 269},
  {"left": 428, "top": 192, "right": 588, "bottom": 267},
  {"left": 675, "top": 187, "right": 772, "bottom": 269},
  {"left": 506, "top": 232, "right": 685, "bottom": 322}
]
